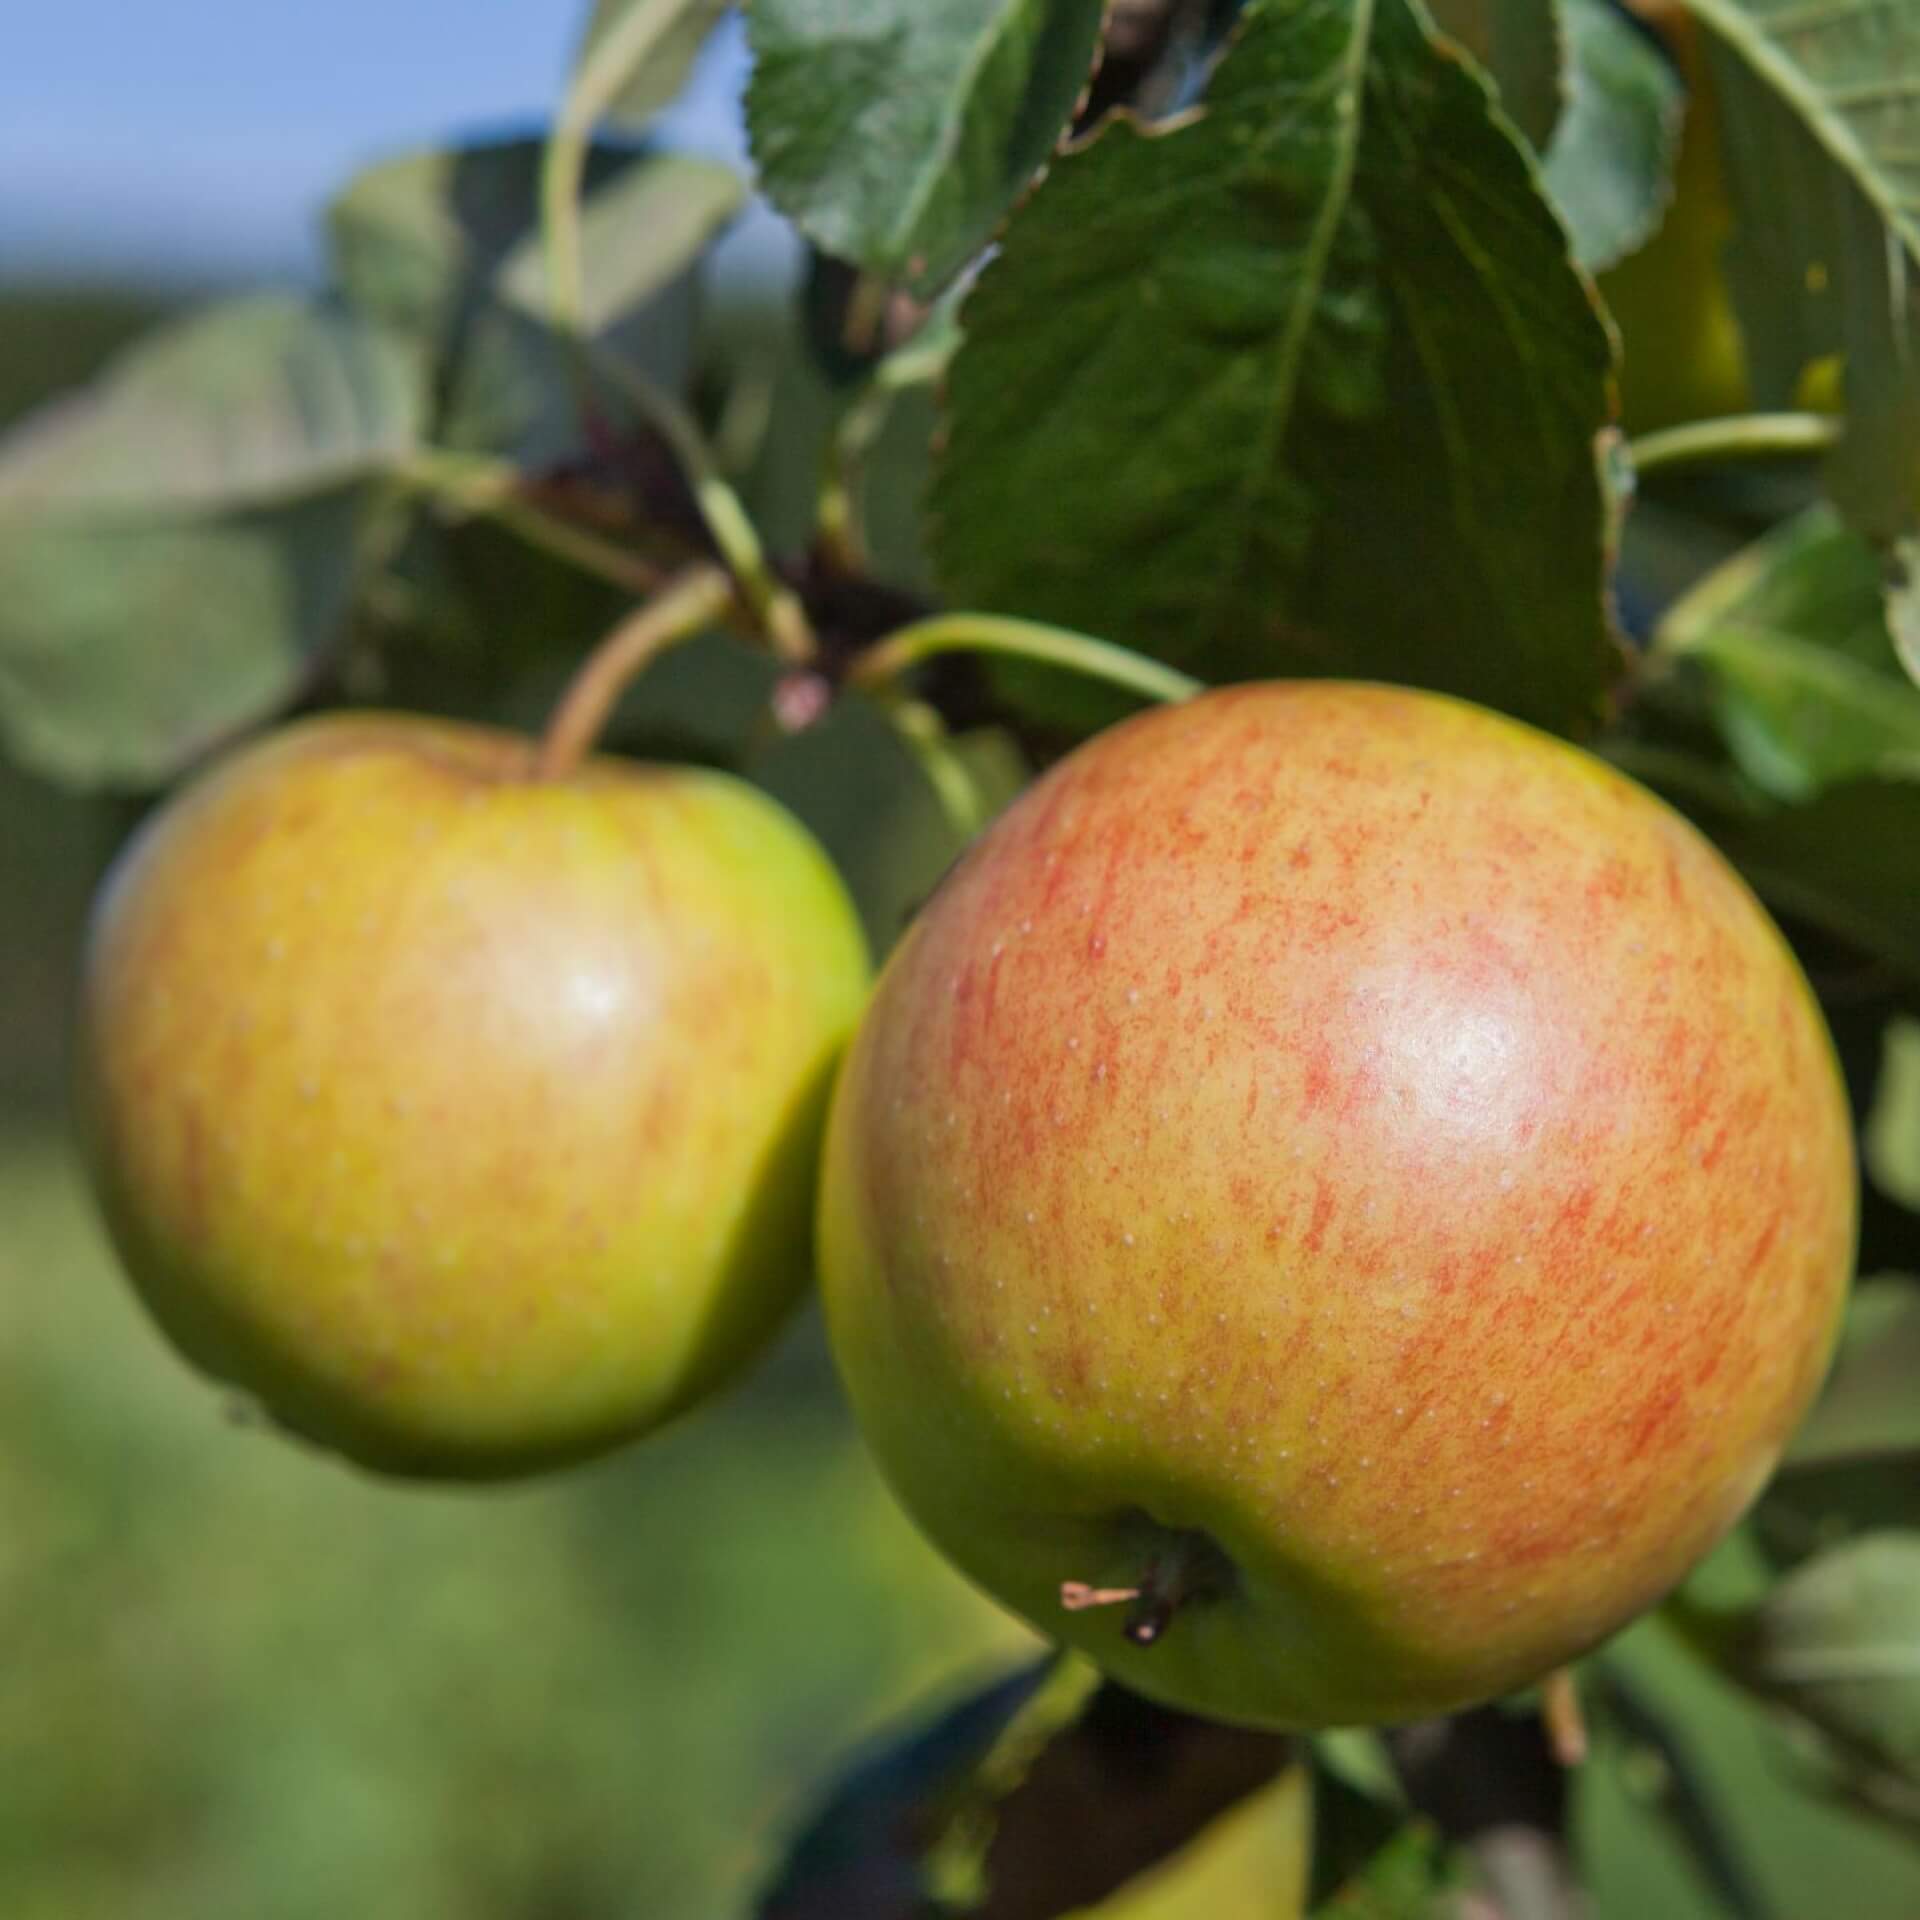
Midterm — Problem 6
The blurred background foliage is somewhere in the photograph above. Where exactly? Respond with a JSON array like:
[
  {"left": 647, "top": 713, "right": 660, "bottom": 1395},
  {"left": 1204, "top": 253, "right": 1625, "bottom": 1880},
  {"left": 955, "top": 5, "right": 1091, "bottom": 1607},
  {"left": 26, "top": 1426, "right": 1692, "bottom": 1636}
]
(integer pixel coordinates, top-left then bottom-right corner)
[
  {"left": 0, "top": 287, "right": 1035, "bottom": 1920},
  {"left": 7, "top": 3, "right": 1920, "bottom": 1916}
]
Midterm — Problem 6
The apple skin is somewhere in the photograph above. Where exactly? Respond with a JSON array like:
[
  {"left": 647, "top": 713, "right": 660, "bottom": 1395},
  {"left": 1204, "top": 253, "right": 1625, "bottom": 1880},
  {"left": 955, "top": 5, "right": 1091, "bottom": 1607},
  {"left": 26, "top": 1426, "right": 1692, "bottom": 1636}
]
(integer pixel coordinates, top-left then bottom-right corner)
[
  {"left": 819, "top": 683, "right": 1855, "bottom": 1729},
  {"left": 76, "top": 712, "right": 870, "bottom": 1479}
]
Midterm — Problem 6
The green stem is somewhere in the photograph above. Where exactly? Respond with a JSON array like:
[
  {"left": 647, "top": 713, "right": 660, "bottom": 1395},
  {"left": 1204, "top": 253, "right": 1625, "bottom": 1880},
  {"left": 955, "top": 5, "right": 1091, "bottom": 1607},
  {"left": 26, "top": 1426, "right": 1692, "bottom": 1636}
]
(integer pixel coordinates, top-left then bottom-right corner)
[
  {"left": 887, "top": 698, "right": 994, "bottom": 839},
  {"left": 539, "top": 0, "right": 690, "bottom": 349},
  {"left": 537, "top": 6, "right": 816, "bottom": 666},
  {"left": 395, "top": 450, "right": 662, "bottom": 597},
  {"left": 851, "top": 614, "right": 1203, "bottom": 708},
  {"left": 585, "top": 345, "right": 818, "bottom": 666},
  {"left": 1628, "top": 411, "right": 1841, "bottom": 480}
]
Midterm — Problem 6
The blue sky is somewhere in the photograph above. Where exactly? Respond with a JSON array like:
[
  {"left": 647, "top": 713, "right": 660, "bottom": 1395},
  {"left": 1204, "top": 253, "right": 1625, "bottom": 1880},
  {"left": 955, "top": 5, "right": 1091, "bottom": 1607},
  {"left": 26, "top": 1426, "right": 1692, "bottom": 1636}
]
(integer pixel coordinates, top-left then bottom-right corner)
[{"left": 1, "top": 2, "right": 754, "bottom": 284}]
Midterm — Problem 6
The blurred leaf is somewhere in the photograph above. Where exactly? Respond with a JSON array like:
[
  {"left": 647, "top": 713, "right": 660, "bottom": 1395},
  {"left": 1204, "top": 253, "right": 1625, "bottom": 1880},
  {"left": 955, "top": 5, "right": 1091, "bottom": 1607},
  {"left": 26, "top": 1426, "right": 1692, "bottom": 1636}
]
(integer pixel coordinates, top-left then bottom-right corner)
[
  {"left": 1609, "top": 742, "right": 1920, "bottom": 987},
  {"left": 1305, "top": 1754, "right": 1457, "bottom": 1917},
  {"left": 1783, "top": 1277, "right": 1920, "bottom": 1470},
  {"left": 1730, "top": 1531, "right": 1920, "bottom": 1820},
  {"left": 964, "top": 1685, "right": 1297, "bottom": 1920},
  {"left": 1068, "top": 1767, "right": 1310, "bottom": 1919},
  {"left": 1427, "top": 0, "right": 1565, "bottom": 151},
  {"left": 746, "top": 0, "right": 1106, "bottom": 297},
  {"left": 575, "top": 0, "right": 727, "bottom": 127},
  {"left": 1542, "top": 0, "right": 1686, "bottom": 272},
  {"left": 494, "top": 151, "right": 743, "bottom": 331},
  {"left": 1659, "top": 505, "right": 1907, "bottom": 675},
  {"left": 1673, "top": 625, "right": 1920, "bottom": 801},
  {"left": 328, "top": 138, "right": 728, "bottom": 460},
  {"left": 1759, "top": 1457, "right": 1920, "bottom": 1571},
  {"left": 1656, "top": 506, "right": 1920, "bottom": 801},
  {"left": 931, "top": 0, "right": 1621, "bottom": 738},
  {"left": 1893, "top": 535, "right": 1920, "bottom": 685},
  {"left": 1388, "top": 1707, "right": 1583, "bottom": 1920},
  {"left": 1690, "top": 0, "right": 1920, "bottom": 536},
  {"left": 1868, "top": 1022, "right": 1920, "bottom": 1212},
  {"left": 0, "top": 294, "right": 418, "bottom": 787},
  {"left": 760, "top": 1658, "right": 1304, "bottom": 1920},
  {"left": 1587, "top": 1662, "right": 1775, "bottom": 1920},
  {"left": 757, "top": 1659, "right": 1056, "bottom": 1919},
  {"left": 750, "top": 690, "right": 1001, "bottom": 958},
  {"left": 1582, "top": 1609, "right": 1920, "bottom": 1919}
]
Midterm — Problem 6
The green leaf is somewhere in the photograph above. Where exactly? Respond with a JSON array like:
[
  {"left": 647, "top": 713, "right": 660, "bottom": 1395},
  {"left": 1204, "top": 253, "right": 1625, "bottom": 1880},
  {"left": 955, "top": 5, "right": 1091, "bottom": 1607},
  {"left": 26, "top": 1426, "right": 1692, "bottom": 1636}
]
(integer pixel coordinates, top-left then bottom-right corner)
[
  {"left": 1786, "top": 1277, "right": 1920, "bottom": 1470},
  {"left": 1306, "top": 1753, "right": 1457, "bottom": 1917},
  {"left": 745, "top": 0, "right": 1108, "bottom": 295},
  {"left": 931, "top": 0, "right": 1622, "bottom": 739},
  {"left": 1623, "top": 511, "right": 1920, "bottom": 990},
  {"left": 1426, "top": 0, "right": 1566, "bottom": 151},
  {"left": 1685, "top": 0, "right": 1920, "bottom": 535},
  {"left": 1892, "top": 535, "right": 1920, "bottom": 684},
  {"left": 574, "top": 0, "right": 727, "bottom": 128},
  {"left": 1542, "top": 0, "right": 1687, "bottom": 271},
  {"left": 507, "top": 152, "right": 741, "bottom": 333},
  {"left": 758, "top": 1656, "right": 1305, "bottom": 1920},
  {"left": 0, "top": 294, "right": 419, "bottom": 787},
  {"left": 1762, "top": 1276, "right": 1920, "bottom": 1565},
  {"left": 1675, "top": 624, "right": 1920, "bottom": 801},
  {"left": 1652, "top": 505, "right": 1920, "bottom": 798},
  {"left": 1585, "top": 1664, "right": 1774, "bottom": 1920},
  {"left": 1869, "top": 1023, "right": 1920, "bottom": 1213},
  {"left": 757, "top": 1659, "right": 1056, "bottom": 1918},
  {"left": 1611, "top": 743, "right": 1920, "bottom": 986},
  {"left": 1587, "top": 1613, "right": 1920, "bottom": 1915},
  {"left": 1659, "top": 504, "right": 1908, "bottom": 676},
  {"left": 327, "top": 138, "right": 735, "bottom": 460},
  {"left": 1732, "top": 1531, "right": 1920, "bottom": 1819}
]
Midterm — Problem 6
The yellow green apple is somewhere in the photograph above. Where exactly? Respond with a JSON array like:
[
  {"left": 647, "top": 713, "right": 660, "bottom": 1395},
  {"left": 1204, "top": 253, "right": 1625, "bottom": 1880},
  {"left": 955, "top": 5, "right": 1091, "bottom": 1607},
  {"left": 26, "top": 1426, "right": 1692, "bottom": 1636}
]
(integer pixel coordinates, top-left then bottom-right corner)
[
  {"left": 76, "top": 712, "right": 870, "bottom": 1479},
  {"left": 819, "top": 682, "right": 1854, "bottom": 1729}
]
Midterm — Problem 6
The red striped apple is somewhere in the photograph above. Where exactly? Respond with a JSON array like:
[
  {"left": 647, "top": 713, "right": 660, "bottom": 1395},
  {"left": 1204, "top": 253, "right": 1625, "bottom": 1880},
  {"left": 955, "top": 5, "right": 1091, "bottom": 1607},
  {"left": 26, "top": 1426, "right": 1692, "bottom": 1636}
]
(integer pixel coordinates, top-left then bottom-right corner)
[
  {"left": 819, "top": 683, "right": 1854, "bottom": 1727},
  {"left": 77, "top": 713, "right": 870, "bottom": 1479}
]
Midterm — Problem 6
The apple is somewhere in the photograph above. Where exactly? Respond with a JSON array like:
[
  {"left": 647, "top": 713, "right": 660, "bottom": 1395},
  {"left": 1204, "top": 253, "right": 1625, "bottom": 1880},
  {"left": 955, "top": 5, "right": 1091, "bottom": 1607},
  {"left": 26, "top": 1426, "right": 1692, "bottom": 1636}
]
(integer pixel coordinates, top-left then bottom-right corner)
[
  {"left": 818, "top": 682, "right": 1855, "bottom": 1729},
  {"left": 76, "top": 712, "right": 870, "bottom": 1479}
]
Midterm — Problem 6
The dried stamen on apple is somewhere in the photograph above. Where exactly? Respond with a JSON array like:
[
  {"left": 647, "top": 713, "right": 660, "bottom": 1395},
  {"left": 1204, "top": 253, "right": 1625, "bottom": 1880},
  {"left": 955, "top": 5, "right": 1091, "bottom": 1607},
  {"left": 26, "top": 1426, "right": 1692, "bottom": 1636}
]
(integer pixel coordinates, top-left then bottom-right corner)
[{"left": 1059, "top": 1521, "right": 1234, "bottom": 1648}]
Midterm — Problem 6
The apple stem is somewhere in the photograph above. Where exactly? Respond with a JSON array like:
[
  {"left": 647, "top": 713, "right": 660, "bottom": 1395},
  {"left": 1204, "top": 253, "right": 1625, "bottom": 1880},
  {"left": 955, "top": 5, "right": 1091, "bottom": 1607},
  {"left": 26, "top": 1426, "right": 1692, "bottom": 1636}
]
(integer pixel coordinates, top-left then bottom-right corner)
[
  {"left": 1541, "top": 1668, "right": 1588, "bottom": 1768},
  {"left": 534, "top": 565, "right": 738, "bottom": 779}
]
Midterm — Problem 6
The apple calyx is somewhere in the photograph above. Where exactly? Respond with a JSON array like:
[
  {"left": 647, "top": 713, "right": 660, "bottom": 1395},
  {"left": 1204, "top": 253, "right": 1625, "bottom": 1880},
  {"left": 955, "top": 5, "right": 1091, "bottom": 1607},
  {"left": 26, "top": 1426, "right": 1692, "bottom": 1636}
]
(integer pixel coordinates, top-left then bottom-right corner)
[{"left": 1059, "top": 1524, "right": 1234, "bottom": 1649}]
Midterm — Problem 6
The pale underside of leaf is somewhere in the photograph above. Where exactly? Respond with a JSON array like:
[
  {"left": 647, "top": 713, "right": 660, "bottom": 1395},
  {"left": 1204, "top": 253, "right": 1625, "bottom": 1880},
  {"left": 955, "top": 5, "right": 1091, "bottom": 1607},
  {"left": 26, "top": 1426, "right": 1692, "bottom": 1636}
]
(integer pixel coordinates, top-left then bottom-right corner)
[
  {"left": 1686, "top": 0, "right": 1920, "bottom": 532},
  {"left": 1542, "top": 0, "right": 1686, "bottom": 271},
  {"left": 0, "top": 295, "right": 419, "bottom": 786},
  {"left": 0, "top": 295, "right": 418, "bottom": 516},
  {"left": 576, "top": 0, "right": 727, "bottom": 128}
]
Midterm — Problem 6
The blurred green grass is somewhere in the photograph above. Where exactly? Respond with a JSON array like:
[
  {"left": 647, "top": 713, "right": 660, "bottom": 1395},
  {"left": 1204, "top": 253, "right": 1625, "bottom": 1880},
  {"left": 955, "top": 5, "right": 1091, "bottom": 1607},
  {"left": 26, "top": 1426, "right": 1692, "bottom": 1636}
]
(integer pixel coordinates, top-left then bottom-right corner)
[{"left": 0, "top": 1125, "right": 1029, "bottom": 1920}]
